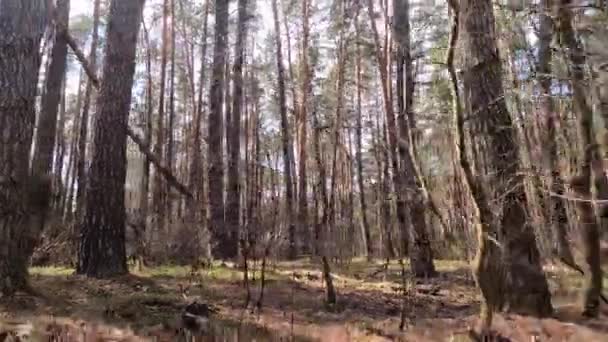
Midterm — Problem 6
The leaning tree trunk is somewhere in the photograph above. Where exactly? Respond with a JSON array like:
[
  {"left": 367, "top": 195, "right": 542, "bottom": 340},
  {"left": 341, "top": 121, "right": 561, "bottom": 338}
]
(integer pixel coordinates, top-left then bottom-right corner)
[
  {"left": 0, "top": 0, "right": 49, "bottom": 295},
  {"left": 208, "top": 0, "right": 230, "bottom": 259},
  {"left": 32, "top": 0, "right": 70, "bottom": 177},
  {"left": 77, "top": 0, "right": 146, "bottom": 278},
  {"left": 458, "top": 0, "right": 552, "bottom": 317}
]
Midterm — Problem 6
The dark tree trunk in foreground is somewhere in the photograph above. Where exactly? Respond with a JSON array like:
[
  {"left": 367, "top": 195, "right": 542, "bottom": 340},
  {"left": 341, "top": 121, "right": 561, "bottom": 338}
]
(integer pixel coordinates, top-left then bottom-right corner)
[
  {"left": 227, "top": 0, "right": 248, "bottom": 261},
  {"left": 208, "top": 0, "right": 230, "bottom": 259},
  {"left": 459, "top": 0, "right": 552, "bottom": 317},
  {"left": 0, "top": 0, "right": 48, "bottom": 295},
  {"left": 77, "top": 0, "right": 146, "bottom": 278}
]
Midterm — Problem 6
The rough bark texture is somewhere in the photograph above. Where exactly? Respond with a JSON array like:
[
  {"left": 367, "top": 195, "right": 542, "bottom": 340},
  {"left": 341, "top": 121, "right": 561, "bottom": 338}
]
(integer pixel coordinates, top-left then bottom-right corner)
[
  {"left": 557, "top": 0, "right": 603, "bottom": 317},
  {"left": 355, "top": 13, "right": 373, "bottom": 259},
  {"left": 187, "top": 0, "right": 210, "bottom": 260},
  {"left": 459, "top": 0, "right": 552, "bottom": 317},
  {"left": 208, "top": 0, "right": 229, "bottom": 259},
  {"left": 226, "top": 0, "right": 248, "bottom": 261},
  {"left": 75, "top": 0, "right": 100, "bottom": 223},
  {"left": 271, "top": 0, "right": 296, "bottom": 259},
  {"left": 77, "top": 0, "right": 146, "bottom": 278},
  {"left": 0, "top": 0, "right": 48, "bottom": 296},
  {"left": 537, "top": 0, "right": 575, "bottom": 268},
  {"left": 153, "top": 0, "right": 170, "bottom": 251},
  {"left": 32, "top": 0, "right": 70, "bottom": 177},
  {"left": 297, "top": 0, "right": 311, "bottom": 255},
  {"left": 393, "top": 0, "right": 436, "bottom": 277}
]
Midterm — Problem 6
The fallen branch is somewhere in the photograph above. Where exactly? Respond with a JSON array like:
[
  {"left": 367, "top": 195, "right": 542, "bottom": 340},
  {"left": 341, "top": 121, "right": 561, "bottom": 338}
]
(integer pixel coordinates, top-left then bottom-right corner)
[
  {"left": 63, "top": 30, "right": 192, "bottom": 199},
  {"left": 126, "top": 126, "right": 193, "bottom": 198}
]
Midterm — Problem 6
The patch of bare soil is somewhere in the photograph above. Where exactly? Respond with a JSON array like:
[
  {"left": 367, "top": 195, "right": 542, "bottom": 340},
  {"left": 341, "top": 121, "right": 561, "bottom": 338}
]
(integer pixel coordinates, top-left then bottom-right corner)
[{"left": 0, "top": 260, "right": 606, "bottom": 341}]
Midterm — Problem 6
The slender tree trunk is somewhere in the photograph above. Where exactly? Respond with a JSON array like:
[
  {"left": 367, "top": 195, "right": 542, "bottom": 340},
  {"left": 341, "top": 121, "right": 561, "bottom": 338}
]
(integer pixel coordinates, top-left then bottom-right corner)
[
  {"left": 136, "top": 20, "right": 154, "bottom": 268},
  {"left": 153, "top": 0, "right": 170, "bottom": 252},
  {"left": 208, "top": 0, "right": 230, "bottom": 259},
  {"left": 366, "top": 0, "right": 409, "bottom": 255},
  {"left": 227, "top": 0, "right": 248, "bottom": 261},
  {"left": 297, "top": 0, "right": 312, "bottom": 255},
  {"left": 77, "top": 0, "right": 146, "bottom": 278},
  {"left": 271, "top": 0, "right": 296, "bottom": 259},
  {"left": 75, "top": 0, "right": 101, "bottom": 223},
  {"left": 53, "top": 80, "right": 67, "bottom": 208},
  {"left": 166, "top": 0, "right": 176, "bottom": 228},
  {"left": 0, "top": 0, "right": 49, "bottom": 296},
  {"left": 355, "top": 13, "right": 372, "bottom": 259}
]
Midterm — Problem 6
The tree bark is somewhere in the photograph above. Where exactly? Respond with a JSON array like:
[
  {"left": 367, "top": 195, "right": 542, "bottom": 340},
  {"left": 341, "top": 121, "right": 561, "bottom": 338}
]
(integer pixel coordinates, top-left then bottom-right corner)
[
  {"left": 153, "top": 0, "right": 170, "bottom": 251},
  {"left": 0, "top": 0, "right": 49, "bottom": 295},
  {"left": 32, "top": 0, "right": 70, "bottom": 177},
  {"left": 74, "top": 0, "right": 100, "bottom": 223},
  {"left": 557, "top": 0, "right": 603, "bottom": 317},
  {"left": 393, "top": 0, "right": 436, "bottom": 277},
  {"left": 366, "top": 0, "right": 409, "bottom": 255},
  {"left": 227, "top": 0, "right": 248, "bottom": 261},
  {"left": 537, "top": 0, "right": 576, "bottom": 268},
  {"left": 77, "top": 0, "right": 146, "bottom": 278},
  {"left": 271, "top": 0, "right": 296, "bottom": 259},
  {"left": 355, "top": 11, "right": 373, "bottom": 259},
  {"left": 208, "top": 0, "right": 229, "bottom": 259},
  {"left": 458, "top": 0, "right": 552, "bottom": 317},
  {"left": 297, "top": 0, "right": 312, "bottom": 255}
]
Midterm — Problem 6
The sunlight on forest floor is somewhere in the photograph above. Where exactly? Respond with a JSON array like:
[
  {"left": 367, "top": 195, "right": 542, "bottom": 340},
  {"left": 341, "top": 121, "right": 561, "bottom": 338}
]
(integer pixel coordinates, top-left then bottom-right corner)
[{"left": 1, "top": 259, "right": 606, "bottom": 341}]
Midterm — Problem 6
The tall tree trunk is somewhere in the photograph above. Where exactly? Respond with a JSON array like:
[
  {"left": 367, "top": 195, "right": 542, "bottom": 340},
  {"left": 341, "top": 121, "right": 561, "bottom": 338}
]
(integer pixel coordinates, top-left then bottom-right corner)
[
  {"left": 557, "top": 0, "right": 603, "bottom": 317},
  {"left": 366, "top": 0, "right": 409, "bottom": 255},
  {"left": 187, "top": 0, "right": 210, "bottom": 261},
  {"left": 32, "top": 0, "right": 70, "bottom": 177},
  {"left": 77, "top": 0, "right": 146, "bottom": 278},
  {"left": 75, "top": 0, "right": 101, "bottom": 223},
  {"left": 297, "top": 0, "right": 311, "bottom": 255},
  {"left": 153, "top": 0, "right": 170, "bottom": 251},
  {"left": 227, "top": 0, "right": 248, "bottom": 261},
  {"left": 53, "top": 80, "right": 67, "bottom": 208},
  {"left": 355, "top": 11, "right": 372, "bottom": 259},
  {"left": 537, "top": 0, "right": 575, "bottom": 268},
  {"left": 208, "top": 0, "right": 230, "bottom": 259},
  {"left": 271, "top": 0, "right": 296, "bottom": 259},
  {"left": 393, "top": 0, "right": 436, "bottom": 277},
  {"left": 136, "top": 20, "right": 154, "bottom": 268},
  {"left": 0, "top": 0, "right": 48, "bottom": 296},
  {"left": 166, "top": 0, "right": 176, "bottom": 228},
  {"left": 458, "top": 0, "right": 552, "bottom": 317}
]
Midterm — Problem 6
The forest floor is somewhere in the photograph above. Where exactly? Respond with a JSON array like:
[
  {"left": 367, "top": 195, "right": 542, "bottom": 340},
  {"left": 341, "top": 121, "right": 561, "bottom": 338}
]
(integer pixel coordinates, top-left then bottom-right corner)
[{"left": 0, "top": 259, "right": 607, "bottom": 341}]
